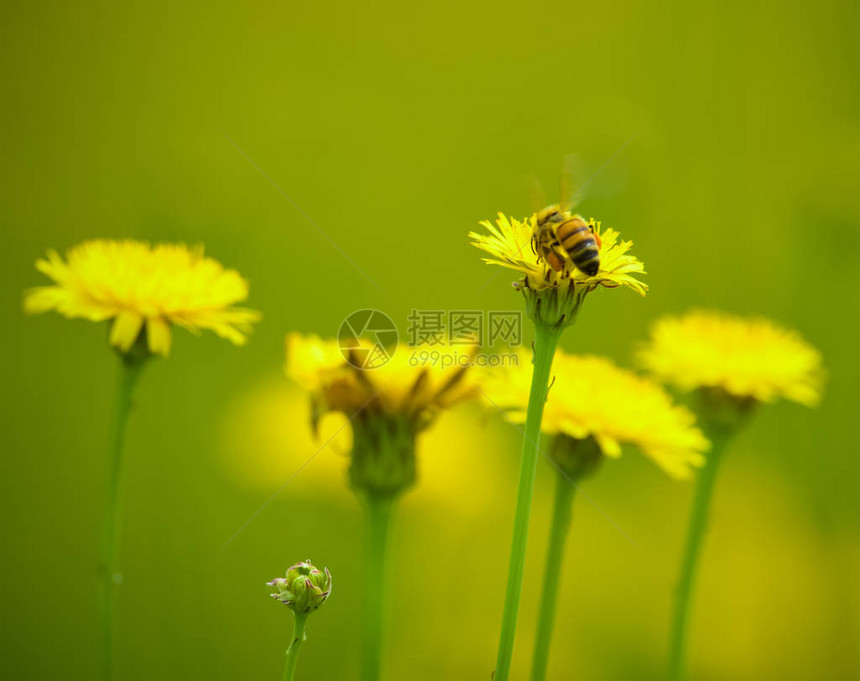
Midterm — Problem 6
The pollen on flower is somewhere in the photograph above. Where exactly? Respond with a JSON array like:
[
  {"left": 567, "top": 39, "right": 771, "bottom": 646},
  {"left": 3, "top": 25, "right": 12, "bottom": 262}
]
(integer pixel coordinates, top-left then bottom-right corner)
[
  {"left": 482, "top": 348, "right": 708, "bottom": 479},
  {"left": 637, "top": 310, "right": 825, "bottom": 407},
  {"left": 23, "top": 239, "right": 260, "bottom": 356}
]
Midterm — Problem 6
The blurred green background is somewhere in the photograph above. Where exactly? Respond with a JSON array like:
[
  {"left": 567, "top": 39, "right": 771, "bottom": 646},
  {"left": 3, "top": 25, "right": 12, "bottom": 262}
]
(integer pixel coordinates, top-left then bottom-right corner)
[{"left": 2, "top": 0, "right": 858, "bottom": 679}]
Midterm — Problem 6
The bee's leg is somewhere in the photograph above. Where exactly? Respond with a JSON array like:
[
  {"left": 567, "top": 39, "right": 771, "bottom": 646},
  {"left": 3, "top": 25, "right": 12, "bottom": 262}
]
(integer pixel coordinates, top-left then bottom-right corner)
[
  {"left": 552, "top": 244, "right": 574, "bottom": 276},
  {"left": 532, "top": 240, "right": 545, "bottom": 265},
  {"left": 550, "top": 243, "right": 568, "bottom": 264},
  {"left": 543, "top": 244, "right": 568, "bottom": 274}
]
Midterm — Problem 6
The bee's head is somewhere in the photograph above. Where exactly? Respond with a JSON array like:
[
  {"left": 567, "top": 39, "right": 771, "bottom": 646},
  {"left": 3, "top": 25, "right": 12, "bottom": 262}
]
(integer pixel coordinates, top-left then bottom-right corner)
[{"left": 535, "top": 204, "right": 566, "bottom": 226}]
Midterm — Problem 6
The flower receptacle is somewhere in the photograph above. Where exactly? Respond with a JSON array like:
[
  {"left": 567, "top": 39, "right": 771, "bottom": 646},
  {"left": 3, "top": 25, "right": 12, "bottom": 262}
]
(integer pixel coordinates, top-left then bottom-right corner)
[
  {"left": 349, "top": 415, "right": 417, "bottom": 499},
  {"left": 519, "top": 282, "right": 589, "bottom": 333},
  {"left": 548, "top": 434, "right": 604, "bottom": 482}
]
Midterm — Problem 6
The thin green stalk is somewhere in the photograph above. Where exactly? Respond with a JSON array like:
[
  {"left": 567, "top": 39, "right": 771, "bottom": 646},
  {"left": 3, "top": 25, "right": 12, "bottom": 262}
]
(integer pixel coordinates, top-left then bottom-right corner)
[
  {"left": 531, "top": 471, "right": 576, "bottom": 681},
  {"left": 98, "top": 352, "right": 147, "bottom": 681},
  {"left": 494, "top": 325, "right": 562, "bottom": 681},
  {"left": 667, "top": 430, "right": 733, "bottom": 681},
  {"left": 362, "top": 494, "right": 395, "bottom": 681},
  {"left": 283, "top": 613, "right": 308, "bottom": 681}
]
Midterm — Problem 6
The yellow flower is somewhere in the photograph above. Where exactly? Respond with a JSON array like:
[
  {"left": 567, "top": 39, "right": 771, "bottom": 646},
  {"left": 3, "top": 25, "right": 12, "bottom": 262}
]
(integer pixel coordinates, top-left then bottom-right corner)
[
  {"left": 285, "top": 332, "right": 479, "bottom": 428},
  {"left": 285, "top": 332, "right": 481, "bottom": 497},
  {"left": 23, "top": 239, "right": 260, "bottom": 356},
  {"left": 483, "top": 348, "right": 708, "bottom": 479},
  {"left": 469, "top": 212, "right": 648, "bottom": 296},
  {"left": 219, "top": 379, "right": 512, "bottom": 512},
  {"left": 637, "top": 310, "right": 825, "bottom": 407}
]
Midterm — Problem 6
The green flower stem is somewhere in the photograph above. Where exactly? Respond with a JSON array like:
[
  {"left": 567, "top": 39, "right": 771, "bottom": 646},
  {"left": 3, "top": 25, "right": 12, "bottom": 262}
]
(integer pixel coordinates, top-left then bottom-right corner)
[
  {"left": 531, "top": 471, "right": 576, "bottom": 681},
  {"left": 98, "top": 352, "right": 147, "bottom": 681},
  {"left": 283, "top": 613, "right": 308, "bottom": 681},
  {"left": 667, "top": 428, "right": 734, "bottom": 681},
  {"left": 362, "top": 494, "right": 395, "bottom": 681},
  {"left": 495, "top": 324, "right": 562, "bottom": 681}
]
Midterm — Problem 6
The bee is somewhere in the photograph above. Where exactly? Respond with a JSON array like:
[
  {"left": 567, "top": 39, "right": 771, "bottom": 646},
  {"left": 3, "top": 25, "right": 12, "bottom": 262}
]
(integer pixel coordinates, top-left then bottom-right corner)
[{"left": 532, "top": 205, "right": 601, "bottom": 276}]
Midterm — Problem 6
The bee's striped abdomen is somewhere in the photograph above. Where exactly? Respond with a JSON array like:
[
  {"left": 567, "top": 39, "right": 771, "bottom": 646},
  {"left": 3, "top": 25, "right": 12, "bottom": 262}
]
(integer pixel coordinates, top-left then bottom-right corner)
[{"left": 557, "top": 218, "right": 600, "bottom": 276}]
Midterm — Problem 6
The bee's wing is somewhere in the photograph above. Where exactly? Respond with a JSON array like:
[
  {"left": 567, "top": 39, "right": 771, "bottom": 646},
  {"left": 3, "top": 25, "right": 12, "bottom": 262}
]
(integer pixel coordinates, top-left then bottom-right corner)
[
  {"left": 526, "top": 173, "right": 547, "bottom": 213},
  {"left": 561, "top": 153, "right": 587, "bottom": 212}
]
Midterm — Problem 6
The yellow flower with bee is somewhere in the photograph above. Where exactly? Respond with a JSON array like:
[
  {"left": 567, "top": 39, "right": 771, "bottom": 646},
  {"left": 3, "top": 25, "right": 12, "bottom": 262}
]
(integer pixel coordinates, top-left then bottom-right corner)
[
  {"left": 470, "top": 212, "right": 648, "bottom": 295},
  {"left": 472, "top": 170, "right": 651, "bottom": 681},
  {"left": 470, "top": 212, "right": 646, "bottom": 331}
]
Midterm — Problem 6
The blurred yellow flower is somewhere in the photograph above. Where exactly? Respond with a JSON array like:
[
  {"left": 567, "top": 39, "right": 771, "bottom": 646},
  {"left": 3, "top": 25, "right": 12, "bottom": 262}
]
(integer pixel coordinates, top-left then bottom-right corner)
[
  {"left": 286, "top": 332, "right": 484, "bottom": 497},
  {"left": 484, "top": 348, "right": 708, "bottom": 479},
  {"left": 219, "top": 379, "right": 511, "bottom": 512},
  {"left": 285, "top": 332, "right": 479, "bottom": 430},
  {"left": 638, "top": 310, "right": 825, "bottom": 407},
  {"left": 23, "top": 239, "right": 260, "bottom": 355},
  {"left": 469, "top": 212, "right": 647, "bottom": 296},
  {"left": 221, "top": 378, "right": 353, "bottom": 495}
]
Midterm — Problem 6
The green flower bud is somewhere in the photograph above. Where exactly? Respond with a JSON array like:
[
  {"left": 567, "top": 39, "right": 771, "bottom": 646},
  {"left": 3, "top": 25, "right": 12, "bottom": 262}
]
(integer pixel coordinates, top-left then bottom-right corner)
[
  {"left": 549, "top": 434, "right": 603, "bottom": 481},
  {"left": 519, "top": 281, "right": 589, "bottom": 332},
  {"left": 696, "top": 386, "right": 757, "bottom": 435},
  {"left": 349, "top": 415, "right": 417, "bottom": 498},
  {"left": 267, "top": 560, "right": 332, "bottom": 614}
]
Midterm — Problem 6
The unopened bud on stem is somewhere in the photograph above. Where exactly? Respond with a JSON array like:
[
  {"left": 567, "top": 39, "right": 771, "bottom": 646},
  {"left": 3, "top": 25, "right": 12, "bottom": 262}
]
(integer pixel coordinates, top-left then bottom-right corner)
[{"left": 267, "top": 560, "right": 332, "bottom": 615}]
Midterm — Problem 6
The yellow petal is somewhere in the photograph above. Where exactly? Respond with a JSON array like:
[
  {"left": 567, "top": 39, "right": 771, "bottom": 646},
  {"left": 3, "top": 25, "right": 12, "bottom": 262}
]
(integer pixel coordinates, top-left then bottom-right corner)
[
  {"left": 109, "top": 311, "right": 144, "bottom": 352},
  {"left": 23, "top": 286, "right": 65, "bottom": 314},
  {"left": 595, "top": 433, "right": 622, "bottom": 458},
  {"left": 146, "top": 317, "right": 172, "bottom": 355}
]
